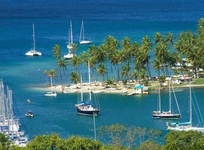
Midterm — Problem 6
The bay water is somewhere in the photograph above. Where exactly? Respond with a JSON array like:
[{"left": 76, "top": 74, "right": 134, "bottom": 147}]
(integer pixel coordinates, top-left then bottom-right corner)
[{"left": 0, "top": 0, "right": 204, "bottom": 143}]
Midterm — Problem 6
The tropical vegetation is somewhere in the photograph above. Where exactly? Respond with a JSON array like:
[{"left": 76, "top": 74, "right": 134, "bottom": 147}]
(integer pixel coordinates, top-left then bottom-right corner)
[
  {"left": 49, "top": 18, "right": 204, "bottom": 88},
  {"left": 2, "top": 125, "right": 204, "bottom": 150}
]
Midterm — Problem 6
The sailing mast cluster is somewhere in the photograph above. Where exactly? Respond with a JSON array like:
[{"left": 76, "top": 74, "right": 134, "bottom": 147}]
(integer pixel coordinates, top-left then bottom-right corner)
[
  {"left": 0, "top": 80, "right": 28, "bottom": 147},
  {"left": 64, "top": 20, "right": 92, "bottom": 59},
  {"left": 25, "top": 20, "right": 92, "bottom": 58},
  {"left": 152, "top": 78, "right": 204, "bottom": 133}
]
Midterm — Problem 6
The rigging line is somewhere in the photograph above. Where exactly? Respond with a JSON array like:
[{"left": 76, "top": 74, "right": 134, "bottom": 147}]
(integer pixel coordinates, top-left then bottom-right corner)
[
  {"left": 192, "top": 88, "right": 204, "bottom": 125},
  {"left": 171, "top": 83, "right": 181, "bottom": 114},
  {"left": 192, "top": 99, "right": 202, "bottom": 126},
  {"left": 93, "top": 93, "right": 100, "bottom": 108}
]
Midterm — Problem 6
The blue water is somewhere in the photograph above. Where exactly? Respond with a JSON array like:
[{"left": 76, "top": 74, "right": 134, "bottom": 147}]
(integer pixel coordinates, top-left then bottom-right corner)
[{"left": 0, "top": 0, "right": 204, "bottom": 143}]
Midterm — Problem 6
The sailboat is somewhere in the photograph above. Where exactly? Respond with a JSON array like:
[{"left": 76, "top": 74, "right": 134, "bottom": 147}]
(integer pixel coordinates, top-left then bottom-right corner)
[
  {"left": 45, "top": 76, "right": 57, "bottom": 97},
  {"left": 64, "top": 20, "right": 74, "bottom": 59},
  {"left": 166, "top": 82, "right": 204, "bottom": 132},
  {"left": 0, "top": 80, "right": 28, "bottom": 147},
  {"left": 25, "top": 23, "right": 42, "bottom": 56},
  {"left": 75, "top": 62, "right": 100, "bottom": 116},
  {"left": 153, "top": 78, "right": 181, "bottom": 119},
  {"left": 79, "top": 20, "right": 92, "bottom": 44}
]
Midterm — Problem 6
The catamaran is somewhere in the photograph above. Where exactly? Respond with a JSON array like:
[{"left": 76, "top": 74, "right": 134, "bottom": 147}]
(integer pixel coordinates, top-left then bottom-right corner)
[{"left": 25, "top": 23, "right": 42, "bottom": 56}]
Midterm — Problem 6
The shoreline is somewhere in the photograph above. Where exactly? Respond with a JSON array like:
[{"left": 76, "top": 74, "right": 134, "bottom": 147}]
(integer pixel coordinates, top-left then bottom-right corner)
[{"left": 40, "top": 81, "right": 204, "bottom": 95}]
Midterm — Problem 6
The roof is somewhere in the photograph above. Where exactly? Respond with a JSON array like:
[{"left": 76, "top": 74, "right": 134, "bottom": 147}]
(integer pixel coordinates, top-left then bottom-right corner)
[{"left": 134, "top": 85, "right": 143, "bottom": 89}]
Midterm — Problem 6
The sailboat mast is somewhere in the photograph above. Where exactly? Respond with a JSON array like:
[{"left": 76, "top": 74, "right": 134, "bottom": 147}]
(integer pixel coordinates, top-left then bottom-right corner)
[
  {"left": 79, "top": 20, "right": 84, "bottom": 42},
  {"left": 50, "top": 76, "right": 53, "bottom": 92},
  {"left": 88, "top": 61, "right": 91, "bottom": 101},
  {"left": 82, "top": 21, "right": 84, "bottom": 41},
  {"left": 70, "top": 20, "right": 73, "bottom": 45},
  {"left": 80, "top": 75, "right": 83, "bottom": 102},
  {"left": 169, "top": 78, "right": 172, "bottom": 112},
  {"left": 32, "top": 23, "right": 36, "bottom": 51},
  {"left": 158, "top": 82, "right": 161, "bottom": 112},
  {"left": 79, "top": 21, "right": 82, "bottom": 42},
  {"left": 189, "top": 81, "right": 192, "bottom": 126}
]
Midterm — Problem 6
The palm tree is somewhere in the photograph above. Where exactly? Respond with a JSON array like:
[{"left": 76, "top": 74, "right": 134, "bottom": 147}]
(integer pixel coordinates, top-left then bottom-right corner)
[
  {"left": 197, "top": 18, "right": 204, "bottom": 35},
  {"left": 70, "top": 55, "right": 81, "bottom": 72},
  {"left": 154, "top": 32, "right": 162, "bottom": 44},
  {"left": 104, "top": 35, "right": 119, "bottom": 53},
  {"left": 79, "top": 51, "right": 89, "bottom": 65},
  {"left": 57, "top": 57, "right": 67, "bottom": 88},
  {"left": 152, "top": 58, "right": 162, "bottom": 76},
  {"left": 94, "top": 44, "right": 107, "bottom": 64},
  {"left": 139, "top": 35, "right": 152, "bottom": 77},
  {"left": 106, "top": 78, "right": 115, "bottom": 88},
  {"left": 121, "top": 37, "right": 132, "bottom": 67},
  {"left": 72, "top": 43, "right": 78, "bottom": 55},
  {"left": 97, "top": 63, "right": 107, "bottom": 82},
  {"left": 109, "top": 49, "right": 122, "bottom": 81},
  {"left": 131, "top": 69, "right": 138, "bottom": 82},
  {"left": 105, "top": 36, "right": 119, "bottom": 78},
  {"left": 120, "top": 64, "right": 130, "bottom": 80},
  {"left": 165, "top": 32, "right": 174, "bottom": 45},
  {"left": 88, "top": 45, "right": 97, "bottom": 58},
  {"left": 70, "top": 71, "right": 80, "bottom": 85},
  {"left": 154, "top": 41, "right": 170, "bottom": 76},
  {"left": 53, "top": 44, "right": 61, "bottom": 60},
  {"left": 138, "top": 69, "right": 147, "bottom": 84},
  {"left": 44, "top": 69, "right": 56, "bottom": 87}
]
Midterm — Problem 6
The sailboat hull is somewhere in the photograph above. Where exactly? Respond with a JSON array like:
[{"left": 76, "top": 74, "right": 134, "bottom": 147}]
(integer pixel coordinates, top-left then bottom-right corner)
[
  {"left": 80, "top": 40, "right": 92, "bottom": 44},
  {"left": 167, "top": 123, "right": 204, "bottom": 133},
  {"left": 75, "top": 105, "right": 100, "bottom": 116},
  {"left": 25, "top": 50, "right": 42, "bottom": 56},
  {"left": 45, "top": 91, "right": 57, "bottom": 97},
  {"left": 153, "top": 112, "right": 180, "bottom": 119},
  {"left": 64, "top": 53, "right": 73, "bottom": 59}
]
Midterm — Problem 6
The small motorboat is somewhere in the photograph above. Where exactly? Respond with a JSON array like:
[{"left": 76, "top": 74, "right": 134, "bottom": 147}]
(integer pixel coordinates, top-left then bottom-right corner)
[
  {"left": 26, "top": 99, "right": 31, "bottom": 103},
  {"left": 25, "top": 111, "right": 34, "bottom": 117}
]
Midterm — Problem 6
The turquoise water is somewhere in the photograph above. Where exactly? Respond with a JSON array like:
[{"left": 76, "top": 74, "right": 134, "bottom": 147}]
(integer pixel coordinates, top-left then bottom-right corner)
[{"left": 0, "top": 0, "right": 204, "bottom": 143}]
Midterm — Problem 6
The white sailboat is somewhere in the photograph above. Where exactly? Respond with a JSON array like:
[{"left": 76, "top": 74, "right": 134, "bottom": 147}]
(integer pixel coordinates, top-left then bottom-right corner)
[
  {"left": 75, "top": 62, "right": 100, "bottom": 116},
  {"left": 153, "top": 78, "right": 181, "bottom": 119},
  {"left": 0, "top": 80, "right": 28, "bottom": 147},
  {"left": 45, "top": 76, "right": 57, "bottom": 97},
  {"left": 79, "top": 20, "right": 92, "bottom": 44},
  {"left": 25, "top": 23, "right": 42, "bottom": 56},
  {"left": 64, "top": 20, "right": 74, "bottom": 59},
  {"left": 166, "top": 82, "right": 204, "bottom": 132}
]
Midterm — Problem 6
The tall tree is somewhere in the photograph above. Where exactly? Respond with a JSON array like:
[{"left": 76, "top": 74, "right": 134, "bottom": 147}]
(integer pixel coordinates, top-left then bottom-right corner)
[
  {"left": 162, "top": 131, "right": 204, "bottom": 150},
  {"left": 70, "top": 55, "right": 81, "bottom": 72},
  {"left": 97, "top": 63, "right": 107, "bottom": 82},
  {"left": 44, "top": 69, "right": 56, "bottom": 86},
  {"left": 57, "top": 57, "right": 67, "bottom": 88},
  {"left": 52, "top": 44, "right": 61, "bottom": 60},
  {"left": 70, "top": 71, "right": 80, "bottom": 85}
]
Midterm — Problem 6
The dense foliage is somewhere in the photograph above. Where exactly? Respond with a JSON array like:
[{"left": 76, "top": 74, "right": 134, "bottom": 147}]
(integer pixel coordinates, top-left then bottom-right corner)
[{"left": 2, "top": 126, "right": 204, "bottom": 150}]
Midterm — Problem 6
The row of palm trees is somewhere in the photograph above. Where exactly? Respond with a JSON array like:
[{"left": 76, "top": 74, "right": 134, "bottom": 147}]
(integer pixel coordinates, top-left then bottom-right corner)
[{"left": 45, "top": 18, "right": 204, "bottom": 88}]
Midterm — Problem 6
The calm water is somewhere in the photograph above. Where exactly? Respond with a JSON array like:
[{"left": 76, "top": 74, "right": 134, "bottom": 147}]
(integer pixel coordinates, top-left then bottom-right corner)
[{"left": 0, "top": 0, "right": 204, "bottom": 143}]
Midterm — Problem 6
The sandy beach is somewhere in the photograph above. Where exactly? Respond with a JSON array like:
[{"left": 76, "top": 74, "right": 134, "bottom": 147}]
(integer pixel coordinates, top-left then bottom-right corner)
[{"left": 43, "top": 80, "right": 204, "bottom": 95}]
